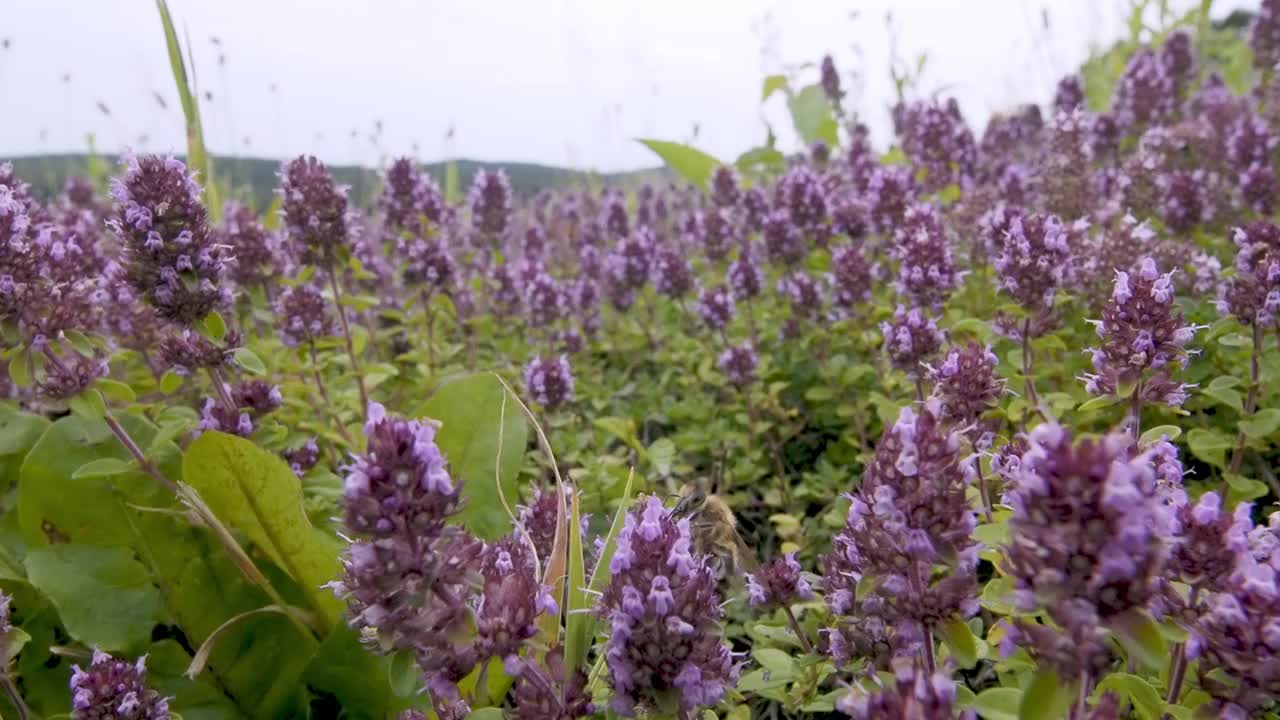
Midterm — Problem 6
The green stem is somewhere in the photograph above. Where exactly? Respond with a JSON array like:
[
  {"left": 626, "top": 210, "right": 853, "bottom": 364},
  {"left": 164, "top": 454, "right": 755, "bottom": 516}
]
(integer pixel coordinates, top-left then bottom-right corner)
[
  {"left": 326, "top": 265, "right": 369, "bottom": 420},
  {"left": 1229, "top": 323, "right": 1263, "bottom": 474}
]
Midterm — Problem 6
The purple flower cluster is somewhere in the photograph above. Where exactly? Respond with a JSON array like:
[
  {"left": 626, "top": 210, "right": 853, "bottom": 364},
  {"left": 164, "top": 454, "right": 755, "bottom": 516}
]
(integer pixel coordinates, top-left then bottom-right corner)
[
  {"left": 1082, "top": 257, "right": 1200, "bottom": 407},
  {"left": 991, "top": 211, "right": 1073, "bottom": 311},
  {"left": 745, "top": 552, "right": 812, "bottom": 610},
  {"left": 600, "top": 495, "right": 738, "bottom": 717},
  {"left": 70, "top": 650, "right": 170, "bottom": 720},
  {"left": 895, "top": 99, "right": 978, "bottom": 189},
  {"left": 890, "top": 204, "right": 959, "bottom": 310},
  {"left": 1251, "top": 0, "right": 1280, "bottom": 71},
  {"left": 695, "top": 285, "right": 735, "bottom": 332},
  {"left": 837, "top": 660, "right": 969, "bottom": 720},
  {"left": 717, "top": 342, "right": 758, "bottom": 387},
  {"left": 276, "top": 284, "right": 337, "bottom": 347},
  {"left": 218, "top": 201, "right": 280, "bottom": 289},
  {"left": 380, "top": 157, "right": 444, "bottom": 239},
  {"left": 524, "top": 355, "right": 575, "bottom": 410},
  {"left": 108, "top": 155, "right": 230, "bottom": 326},
  {"left": 824, "top": 401, "right": 978, "bottom": 664},
  {"left": 827, "top": 241, "right": 876, "bottom": 320},
  {"left": 651, "top": 245, "right": 694, "bottom": 299},
  {"left": 1001, "top": 424, "right": 1173, "bottom": 676},
  {"left": 927, "top": 342, "right": 1004, "bottom": 430},
  {"left": 881, "top": 305, "right": 945, "bottom": 375},
  {"left": 197, "top": 380, "right": 282, "bottom": 438},
  {"left": 1218, "top": 221, "right": 1280, "bottom": 326},
  {"left": 279, "top": 155, "right": 350, "bottom": 268},
  {"left": 468, "top": 169, "right": 513, "bottom": 241},
  {"left": 727, "top": 247, "right": 764, "bottom": 301},
  {"left": 1113, "top": 48, "right": 1176, "bottom": 132}
]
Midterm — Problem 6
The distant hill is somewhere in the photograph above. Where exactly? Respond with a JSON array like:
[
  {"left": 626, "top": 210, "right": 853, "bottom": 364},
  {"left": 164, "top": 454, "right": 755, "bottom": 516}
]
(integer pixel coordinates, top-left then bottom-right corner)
[{"left": 0, "top": 153, "right": 669, "bottom": 210}]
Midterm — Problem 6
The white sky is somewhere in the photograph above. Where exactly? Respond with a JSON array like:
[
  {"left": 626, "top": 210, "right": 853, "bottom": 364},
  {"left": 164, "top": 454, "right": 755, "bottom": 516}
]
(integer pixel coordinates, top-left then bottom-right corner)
[{"left": 0, "top": 0, "right": 1253, "bottom": 172}]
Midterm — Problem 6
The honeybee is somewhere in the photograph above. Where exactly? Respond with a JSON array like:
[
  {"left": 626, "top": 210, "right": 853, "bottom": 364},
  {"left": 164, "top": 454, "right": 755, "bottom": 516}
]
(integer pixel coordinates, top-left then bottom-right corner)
[{"left": 669, "top": 486, "right": 758, "bottom": 586}]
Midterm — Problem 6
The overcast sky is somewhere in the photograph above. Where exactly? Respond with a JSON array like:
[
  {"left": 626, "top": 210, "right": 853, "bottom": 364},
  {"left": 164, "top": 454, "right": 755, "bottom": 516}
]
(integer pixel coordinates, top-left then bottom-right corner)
[{"left": 0, "top": 0, "right": 1252, "bottom": 172}]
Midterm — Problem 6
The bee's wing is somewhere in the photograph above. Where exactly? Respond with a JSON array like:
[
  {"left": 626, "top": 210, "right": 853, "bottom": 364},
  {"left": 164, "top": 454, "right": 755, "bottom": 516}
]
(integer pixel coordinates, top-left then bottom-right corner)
[{"left": 732, "top": 527, "right": 760, "bottom": 572}]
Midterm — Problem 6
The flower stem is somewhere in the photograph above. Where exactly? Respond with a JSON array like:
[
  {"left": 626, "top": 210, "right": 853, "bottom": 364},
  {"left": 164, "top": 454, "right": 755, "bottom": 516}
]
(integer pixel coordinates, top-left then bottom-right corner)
[
  {"left": 1164, "top": 586, "right": 1200, "bottom": 716},
  {"left": 208, "top": 366, "right": 237, "bottom": 415},
  {"left": 0, "top": 673, "right": 29, "bottom": 720},
  {"left": 782, "top": 605, "right": 815, "bottom": 654},
  {"left": 326, "top": 265, "right": 369, "bottom": 420},
  {"left": 1128, "top": 377, "right": 1144, "bottom": 441},
  {"left": 975, "top": 459, "right": 994, "bottom": 523},
  {"left": 1021, "top": 317, "right": 1039, "bottom": 408},
  {"left": 1229, "top": 323, "right": 1263, "bottom": 474},
  {"left": 307, "top": 343, "right": 355, "bottom": 445}
]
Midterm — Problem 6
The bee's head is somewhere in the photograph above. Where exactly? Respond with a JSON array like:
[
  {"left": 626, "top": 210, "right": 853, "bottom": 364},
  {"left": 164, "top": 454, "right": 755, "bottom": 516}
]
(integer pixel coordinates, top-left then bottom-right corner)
[{"left": 669, "top": 486, "right": 706, "bottom": 519}]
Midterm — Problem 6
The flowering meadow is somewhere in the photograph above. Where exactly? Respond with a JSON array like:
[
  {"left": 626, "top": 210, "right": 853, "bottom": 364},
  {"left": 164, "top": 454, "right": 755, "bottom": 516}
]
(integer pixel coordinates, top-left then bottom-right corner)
[{"left": 3, "top": 4, "right": 1280, "bottom": 720}]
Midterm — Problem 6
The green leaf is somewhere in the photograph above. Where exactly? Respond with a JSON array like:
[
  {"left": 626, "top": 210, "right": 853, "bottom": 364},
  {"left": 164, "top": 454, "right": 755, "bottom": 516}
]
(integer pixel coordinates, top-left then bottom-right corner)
[
  {"left": 304, "top": 624, "right": 422, "bottom": 720},
  {"left": 182, "top": 431, "right": 344, "bottom": 624},
  {"left": 159, "top": 370, "right": 184, "bottom": 394},
  {"left": 1018, "top": 668, "right": 1075, "bottom": 720},
  {"left": 418, "top": 373, "right": 530, "bottom": 540},
  {"left": 1201, "top": 384, "right": 1244, "bottom": 413},
  {"left": 202, "top": 310, "right": 227, "bottom": 341},
  {"left": 96, "top": 378, "right": 136, "bottom": 403},
  {"left": 1239, "top": 408, "right": 1280, "bottom": 439},
  {"left": 0, "top": 627, "right": 30, "bottom": 665},
  {"left": 938, "top": 617, "right": 979, "bottom": 669},
  {"left": 1095, "top": 673, "right": 1162, "bottom": 720},
  {"left": 761, "top": 74, "right": 788, "bottom": 102},
  {"left": 233, "top": 347, "right": 267, "bottom": 376},
  {"left": 0, "top": 407, "right": 49, "bottom": 489},
  {"left": 564, "top": 488, "right": 590, "bottom": 676},
  {"left": 67, "top": 389, "right": 106, "bottom": 419},
  {"left": 1109, "top": 609, "right": 1167, "bottom": 672},
  {"left": 752, "top": 648, "right": 797, "bottom": 681},
  {"left": 970, "top": 687, "right": 1022, "bottom": 720},
  {"left": 1224, "top": 473, "right": 1269, "bottom": 503},
  {"left": 1217, "top": 332, "right": 1251, "bottom": 347},
  {"left": 25, "top": 545, "right": 163, "bottom": 652},
  {"left": 8, "top": 354, "right": 30, "bottom": 388},
  {"left": 735, "top": 146, "right": 786, "bottom": 173},
  {"left": 647, "top": 438, "right": 675, "bottom": 476},
  {"left": 1139, "top": 424, "right": 1182, "bottom": 445},
  {"left": 787, "top": 84, "right": 839, "bottom": 146},
  {"left": 467, "top": 709, "right": 504, "bottom": 720},
  {"left": 636, "top": 139, "right": 723, "bottom": 189},
  {"left": 1077, "top": 394, "right": 1120, "bottom": 413},
  {"left": 1187, "top": 428, "right": 1234, "bottom": 468},
  {"left": 71, "top": 457, "right": 135, "bottom": 480}
]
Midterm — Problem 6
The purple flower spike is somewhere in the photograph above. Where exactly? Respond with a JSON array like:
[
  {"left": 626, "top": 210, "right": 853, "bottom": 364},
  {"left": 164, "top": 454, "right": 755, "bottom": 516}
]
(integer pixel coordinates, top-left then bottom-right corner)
[
  {"left": 1082, "top": 257, "right": 1200, "bottom": 407},
  {"left": 1251, "top": 0, "right": 1280, "bottom": 71},
  {"left": 468, "top": 169, "right": 513, "bottom": 241},
  {"left": 717, "top": 342, "right": 758, "bottom": 387},
  {"left": 836, "top": 659, "right": 967, "bottom": 719},
  {"left": 279, "top": 155, "right": 350, "bottom": 268},
  {"left": 218, "top": 201, "right": 280, "bottom": 289},
  {"left": 890, "top": 203, "right": 960, "bottom": 310},
  {"left": 70, "top": 650, "right": 170, "bottom": 720},
  {"left": 108, "top": 155, "right": 230, "bottom": 326},
  {"left": 524, "top": 355, "right": 575, "bottom": 410},
  {"left": 727, "top": 247, "right": 764, "bottom": 301},
  {"left": 1218, "top": 221, "right": 1280, "bottom": 326},
  {"left": 600, "top": 495, "right": 737, "bottom": 717},
  {"left": 276, "top": 284, "right": 337, "bottom": 347},
  {"left": 881, "top": 305, "right": 945, "bottom": 376},
  {"left": 380, "top": 157, "right": 444, "bottom": 239},
  {"left": 746, "top": 553, "right": 813, "bottom": 610},
  {"left": 992, "top": 211, "right": 1073, "bottom": 312},
  {"left": 827, "top": 241, "right": 877, "bottom": 320},
  {"left": 1054, "top": 74, "right": 1085, "bottom": 115},
  {"left": 695, "top": 285, "right": 735, "bottom": 332},
  {"left": 928, "top": 342, "right": 1004, "bottom": 429}
]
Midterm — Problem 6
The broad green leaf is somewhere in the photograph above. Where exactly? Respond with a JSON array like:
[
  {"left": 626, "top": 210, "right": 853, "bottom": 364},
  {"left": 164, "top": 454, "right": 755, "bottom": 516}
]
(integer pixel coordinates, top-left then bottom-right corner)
[
  {"left": 637, "top": 139, "right": 722, "bottom": 189},
  {"left": 160, "top": 370, "right": 184, "bottom": 394},
  {"left": 761, "top": 74, "right": 788, "bottom": 102},
  {"left": 183, "top": 431, "right": 344, "bottom": 624},
  {"left": 467, "top": 709, "right": 504, "bottom": 720},
  {"left": 787, "top": 84, "right": 839, "bottom": 147},
  {"left": 305, "top": 624, "right": 424, "bottom": 719},
  {"left": 1077, "top": 394, "right": 1120, "bottom": 413},
  {"left": 594, "top": 416, "right": 643, "bottom": 455},
  {"left": 735, "top": 146, "right": 786, "bottom": 173},
  {"left": 203, "top": 310, "right": 228, "bottom": 342},
  {"left": 0, "top": 407, "right": 49, "bottom": 490},
  {"left": 418, "top": 373, "right": 530, "bottom": 540},
  {"left": 96, "top": 378, "right": 136, "bottom": 403},
  {"left": 1201, "top": 384, "right": 1243, "bottom": 413},
  {"left": 67, "top": 388, "right": 106, "bottom": 419},
  {"left": 143, "top": 639, "right": 242, "bottom": 720},
  {"left": 1225, "top": 473, "right": 1269, "bottom": 503},
  {"left": 1139, "top": 424, "right": 1182, "bottom": 444},
  {"left": 1095, "top": 673, "right": 1162, "bottom": 720},
  {"left": 752, "top": 648, "right": 797, "bottom": 680},
  {"left": 970, "top": 687, "right": 1022, "bottom": 720},
  {"left": 1109, "top": 609, "right": 1166, "bottom": 672},
  {"left": 647, "top": 438, "right": 675, "bottom": 476},
  {"left": 1239, "top": 408, "right": 1280, "bottom": 439},
  {"left": 1018, "top": 668, "right": 1075, "bottom": 720},
  {"left": 938, "top": 616, "right": 979, "bottom": 669},
  {"left": 234, "top": 347, "right": 267, "bottom": 375},
  {"left": 1186, "top": 428, "right": 1233, "bottom": 468},
  {"left": 71, "top": 457, "right": 135, "bottom": 479},
  {"left": 8, "top": 354, "right": 31, "bottom": 388},
  {"left": 25, "top": 545, "right": 163, "bottom": 652}
]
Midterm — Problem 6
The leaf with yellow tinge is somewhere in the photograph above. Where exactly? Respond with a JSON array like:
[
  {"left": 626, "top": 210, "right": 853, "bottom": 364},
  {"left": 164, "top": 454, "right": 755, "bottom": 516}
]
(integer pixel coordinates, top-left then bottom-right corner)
[{"left": 183, "top": 431, "right": 344, "bottom": 624}]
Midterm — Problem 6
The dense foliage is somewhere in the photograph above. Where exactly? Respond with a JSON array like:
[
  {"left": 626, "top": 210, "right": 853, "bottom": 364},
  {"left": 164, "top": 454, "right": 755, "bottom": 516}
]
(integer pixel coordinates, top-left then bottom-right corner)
[{"left": 3, "top": 3, "right": 1280, "bottom": 720}]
